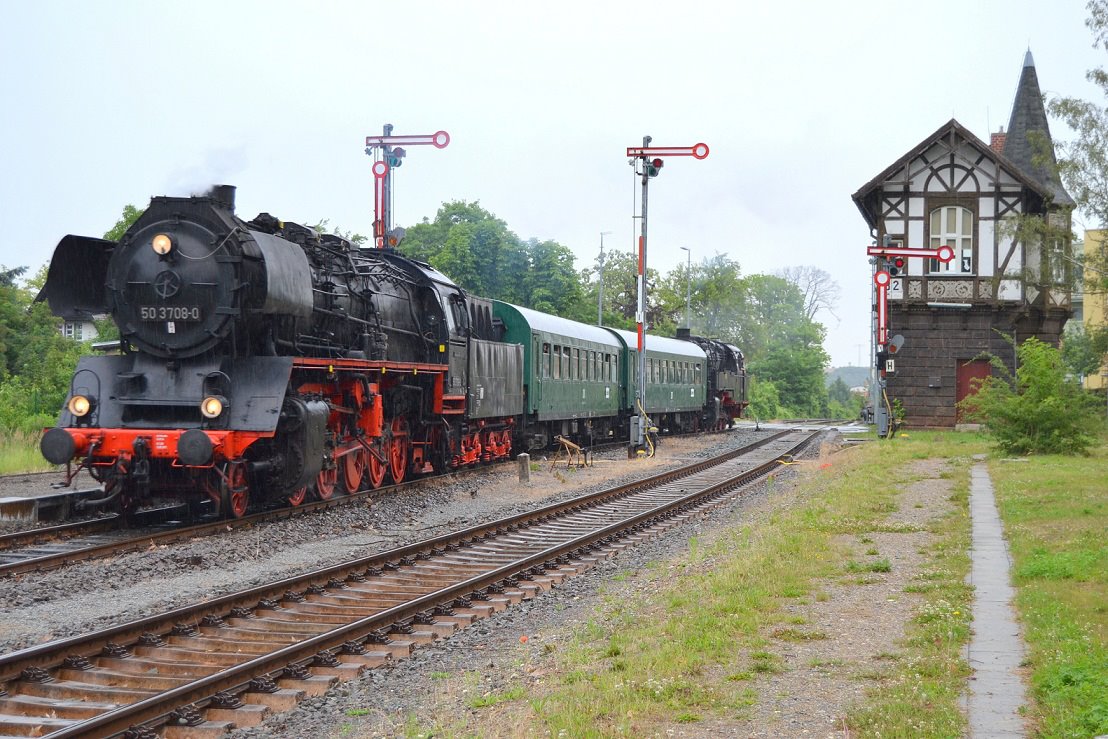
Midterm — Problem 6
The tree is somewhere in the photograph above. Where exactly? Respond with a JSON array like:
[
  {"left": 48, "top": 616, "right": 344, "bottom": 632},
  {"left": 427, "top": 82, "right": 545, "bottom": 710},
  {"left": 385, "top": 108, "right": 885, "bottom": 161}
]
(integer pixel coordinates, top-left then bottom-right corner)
[
  {"left": 0, "top": 265, "right": 87, "bottom": 432},
  {"left": 401, "top": 201, "right": 521, "bottom": 299},
  {"left": 579, "top": 248, "right": 664, "bottom": 331},
  {"left": 1061, "top": 322, "right": 1108, "bottom": 380},
  {"left": 747, "top": 378, "right": 782, "bottom": 421},
  {"left": 689, "top": 254, "right": 745, "bottom": 339},
  {"left": 958, "top": 336, "right": 1102, "bottom": 455},
  {"left": 776, "top": 266, "right": 841, "bottom": 323},
  {"left": 521, "top": 239, "right": 586, "bottom": 319},
  {"left": 312, "top": 218, "right": 368, "bottom": 247},
  {"left": 1048, "top": 0, "right": 1108, "bottom": 293},
  {"left": 103, "top": 205, "right": 144, "bottom": 241},
  {"left": 0, "top": 265, "right": 29, "bottom": 378},
  {"left": 400, "top": 200, "right": 590, "bottom": 318}
]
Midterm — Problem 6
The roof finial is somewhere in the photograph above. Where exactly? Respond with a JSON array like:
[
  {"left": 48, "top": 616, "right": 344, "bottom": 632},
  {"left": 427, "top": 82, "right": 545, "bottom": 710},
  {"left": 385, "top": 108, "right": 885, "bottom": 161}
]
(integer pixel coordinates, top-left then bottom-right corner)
[{"left": 1024, "top": 47, "right": 1034, "bottom": 68}]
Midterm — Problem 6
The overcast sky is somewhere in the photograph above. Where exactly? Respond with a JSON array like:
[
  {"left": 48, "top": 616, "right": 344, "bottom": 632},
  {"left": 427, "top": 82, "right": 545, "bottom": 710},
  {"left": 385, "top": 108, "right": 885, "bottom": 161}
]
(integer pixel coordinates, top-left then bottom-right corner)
[{"left": 1, "top": 0, "right": 1103, "bottom": 367}]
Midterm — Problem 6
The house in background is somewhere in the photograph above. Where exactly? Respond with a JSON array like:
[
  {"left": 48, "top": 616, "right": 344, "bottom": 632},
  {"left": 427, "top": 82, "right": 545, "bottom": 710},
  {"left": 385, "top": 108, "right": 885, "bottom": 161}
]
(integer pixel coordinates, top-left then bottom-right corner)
[
  {"left": 1079, "top": 230, "right": 1108, "bottom": 391},
  {"left": 852, "top": 51, "right": 1074, "bottom": 427},
  {"left": 60, "top": 314, "right": 98, "bottom": 342}
]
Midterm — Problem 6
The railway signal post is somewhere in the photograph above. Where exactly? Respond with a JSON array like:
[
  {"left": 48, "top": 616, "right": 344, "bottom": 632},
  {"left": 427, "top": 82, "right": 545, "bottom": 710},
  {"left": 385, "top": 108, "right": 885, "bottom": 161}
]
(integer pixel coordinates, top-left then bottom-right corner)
[
  {"left": 866, "top": 240, "right": 955, "bottom": 437},
  {"left": 625, "top": 137, "right": 709, "bottom": 455},
  {"left": 364, "top": 125, "right": 450, "bottom": 248}
]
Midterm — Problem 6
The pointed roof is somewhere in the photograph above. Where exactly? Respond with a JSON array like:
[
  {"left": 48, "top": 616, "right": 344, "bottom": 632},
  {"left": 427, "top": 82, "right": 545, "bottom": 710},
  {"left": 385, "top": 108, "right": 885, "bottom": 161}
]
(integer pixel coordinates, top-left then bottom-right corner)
[
  {"left": 851, "top": 118, "right": 1051, "bottom": 229},
  {"left": 1004, "top": 50, "right": 1074, "bottom": 206}
]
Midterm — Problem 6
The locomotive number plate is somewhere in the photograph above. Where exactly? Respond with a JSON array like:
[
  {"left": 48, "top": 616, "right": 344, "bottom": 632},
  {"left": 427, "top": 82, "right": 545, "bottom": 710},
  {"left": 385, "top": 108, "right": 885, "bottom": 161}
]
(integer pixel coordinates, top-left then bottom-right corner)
[{"left": 139, "top": 305, "right": 202, "bottom": 321}]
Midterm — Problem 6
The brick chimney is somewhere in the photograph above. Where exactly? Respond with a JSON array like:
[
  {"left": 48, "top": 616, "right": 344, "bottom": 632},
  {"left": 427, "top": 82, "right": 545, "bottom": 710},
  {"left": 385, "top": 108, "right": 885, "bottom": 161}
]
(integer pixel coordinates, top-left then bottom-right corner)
[{"left": 990, "top": 126, "right": 1006, "bottom": 154}]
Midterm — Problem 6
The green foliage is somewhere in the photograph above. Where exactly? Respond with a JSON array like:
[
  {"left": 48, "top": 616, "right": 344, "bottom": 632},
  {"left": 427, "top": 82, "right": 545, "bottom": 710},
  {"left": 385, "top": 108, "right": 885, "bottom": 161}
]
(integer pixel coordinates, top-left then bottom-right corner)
[
  {"left": 400, "top": 201, "right": 585, "bottom": 319},
  {"left": 988, "top": 439, "right": 1108, "bottom": 737},
  {"left": 747, "top": 378, "right": 781, "bottom": 420},
  {"left": 0, "top": 269, "right": 87, "bottom": 434},
  {"left": 1061, "top": 322, "right": 1108, "bottom": 379},
  {"left": 827, "top": 376, "right": 852, "bottom": 405},
  {"left": 0, "top": 265, "right": 29, "bottom": 379},
  {"left": 0, "top": 204, "right": 142, "bottom": 455},
  {"left": 1048, "top": 1, "right": 1108, "bottom": 294},
  {"left": 312, "top": 218, "right": 368, "bottom": 247},
  {"left": 958, "top": 336, "right": 1102, "bottom": 454},
  {"left": 103, "top": 204, "right": 144, "bottom": 241},
  {"left": 581, "top": 246, "right": 664, "bottom": 330},
  {"left": 747, "top": 339, "right": 830, "bottom": 417}
]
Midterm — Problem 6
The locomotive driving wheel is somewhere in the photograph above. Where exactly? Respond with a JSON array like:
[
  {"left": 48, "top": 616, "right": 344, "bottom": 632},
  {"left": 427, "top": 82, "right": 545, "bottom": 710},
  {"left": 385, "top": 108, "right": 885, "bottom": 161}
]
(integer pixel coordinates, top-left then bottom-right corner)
[
  {"left": 388, "top": 417, "right": 410, "bottom": 484},
  {"left": 366, "top": 443, "right": 387, "bottom": 489},
  {"left": 220, "top": 461, "right": 250, "bottom": 519},
  {"left": 288, "top": 486, "right": 308, "bottom": 506},
  {"left": 342, "top": 447, "right": 366, "bottom": 494},
  {"left": 316, "top": 465, "right": 338, "bottom": 500}
]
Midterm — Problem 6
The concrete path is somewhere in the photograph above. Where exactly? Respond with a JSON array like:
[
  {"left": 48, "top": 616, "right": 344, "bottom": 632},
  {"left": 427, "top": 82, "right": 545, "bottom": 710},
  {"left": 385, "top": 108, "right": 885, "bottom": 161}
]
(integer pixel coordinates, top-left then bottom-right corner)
[{"left": 965, "top": 461, "right": 1028, "bottom": 737}]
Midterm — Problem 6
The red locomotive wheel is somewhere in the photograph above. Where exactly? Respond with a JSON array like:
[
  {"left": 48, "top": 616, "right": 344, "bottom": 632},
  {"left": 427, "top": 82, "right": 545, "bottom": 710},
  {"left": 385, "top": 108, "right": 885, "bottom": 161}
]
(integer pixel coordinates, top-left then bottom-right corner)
[
  {"left": 221, "top": 461, "right": 250, "bottom": 519},
  {"left": 343, "top": 448, "right": 366, "bottom": 494},
  {"left": 367, "top": 445, "right": 387, "bottom": 489},
  {"left": 316, "top": 466, "right": 338, "bottom": 500},
  {"left": 389, "top": 417, "right": 409, "bottom": 484},
  {"left": 288, "top": 486, "right": 307, "bottom": 506}
]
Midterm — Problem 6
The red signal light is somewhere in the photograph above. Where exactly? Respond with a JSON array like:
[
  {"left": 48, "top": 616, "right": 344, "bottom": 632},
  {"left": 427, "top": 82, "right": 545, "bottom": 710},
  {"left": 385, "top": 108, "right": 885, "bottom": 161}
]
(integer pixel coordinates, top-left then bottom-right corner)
[{"left": 889, "top": 256, "right": 906, "bottom": 276}]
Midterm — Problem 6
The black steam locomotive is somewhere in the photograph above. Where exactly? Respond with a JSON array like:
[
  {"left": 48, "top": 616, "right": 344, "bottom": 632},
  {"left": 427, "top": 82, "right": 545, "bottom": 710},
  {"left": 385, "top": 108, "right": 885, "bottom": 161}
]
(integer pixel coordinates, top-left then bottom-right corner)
[{"left": 38, "top": 187, "right": 745, "bottom": 519}]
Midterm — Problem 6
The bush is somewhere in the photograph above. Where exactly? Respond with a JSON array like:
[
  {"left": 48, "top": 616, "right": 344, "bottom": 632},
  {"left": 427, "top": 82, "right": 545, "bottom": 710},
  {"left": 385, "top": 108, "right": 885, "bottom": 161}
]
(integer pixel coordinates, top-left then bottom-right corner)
[
  {"left": 748, "top": 378, "right": 782, "bottom": 420},
  {"left": 958, "top": 336, "right": 1103, "bottom": 455}
]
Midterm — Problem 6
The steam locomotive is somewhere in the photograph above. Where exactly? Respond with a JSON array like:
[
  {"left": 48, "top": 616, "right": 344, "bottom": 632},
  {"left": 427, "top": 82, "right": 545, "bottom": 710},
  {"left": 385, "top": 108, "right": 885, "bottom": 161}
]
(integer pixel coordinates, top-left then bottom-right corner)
[{"left": 37, "top": 187, "right": 746, "bottom": 519}]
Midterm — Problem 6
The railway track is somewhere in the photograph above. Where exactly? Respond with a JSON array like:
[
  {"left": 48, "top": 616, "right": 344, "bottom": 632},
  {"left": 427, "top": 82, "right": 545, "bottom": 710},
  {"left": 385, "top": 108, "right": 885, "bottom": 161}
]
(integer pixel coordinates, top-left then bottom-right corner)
[
  {"left": 0, "top": 428, "right": 816, "bottom": 738},
  {"left": 0, "top": 434, "right": 680, "bottom": 579},
  {"left": 0, "top": 457, "right": 504, "bottom": 579}
]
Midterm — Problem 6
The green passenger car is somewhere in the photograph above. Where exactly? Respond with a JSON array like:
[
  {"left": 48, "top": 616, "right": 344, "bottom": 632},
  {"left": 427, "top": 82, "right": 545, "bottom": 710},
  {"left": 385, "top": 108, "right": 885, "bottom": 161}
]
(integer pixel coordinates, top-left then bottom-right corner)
[
  {"left": 492, "top": 301, "right": 624, "bottom": 448},
  {"left": 606, "top": 328, "right": 708, "bottom": 432}
]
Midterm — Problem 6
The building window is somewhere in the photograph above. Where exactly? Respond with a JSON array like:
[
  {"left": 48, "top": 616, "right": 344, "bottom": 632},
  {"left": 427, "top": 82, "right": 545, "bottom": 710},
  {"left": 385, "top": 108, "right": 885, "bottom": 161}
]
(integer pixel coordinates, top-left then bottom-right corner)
[
  {"left": 929, "top": 206, "right": 973, "bottom": 274},
  {"left": 62, "top": 321, "right": 83, "bottom": 341},
  {"left": 1047, "top": 238, "right": 1067, "bottom": 285}
]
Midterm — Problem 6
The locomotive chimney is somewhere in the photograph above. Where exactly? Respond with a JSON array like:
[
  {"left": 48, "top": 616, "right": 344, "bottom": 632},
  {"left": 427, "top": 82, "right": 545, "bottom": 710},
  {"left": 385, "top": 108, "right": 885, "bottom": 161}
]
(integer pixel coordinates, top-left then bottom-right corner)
[
  {"left": 676, "top": 327, "right": 692, "bottom": 341},
  {"left": 209, "top": 185, "right": 237, "bottom": 212}
]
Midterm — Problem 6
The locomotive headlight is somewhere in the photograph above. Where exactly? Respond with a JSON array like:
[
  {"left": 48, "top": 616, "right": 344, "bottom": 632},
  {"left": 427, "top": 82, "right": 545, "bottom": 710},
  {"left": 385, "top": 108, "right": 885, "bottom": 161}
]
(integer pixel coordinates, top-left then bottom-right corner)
[
  {"left": 200, "top": 395, "right": 226, "bottom": 419},
  {"left": 67, "top": 395, "right": 92, "bottom": 417},
  {"left": 151, "top": 233, "right": 174, "bottom": 256}
]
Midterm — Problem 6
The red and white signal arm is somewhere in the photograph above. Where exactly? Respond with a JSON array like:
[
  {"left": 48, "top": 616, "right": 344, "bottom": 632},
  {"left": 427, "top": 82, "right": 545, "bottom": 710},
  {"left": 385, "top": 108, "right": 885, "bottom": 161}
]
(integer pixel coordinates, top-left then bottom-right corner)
[
  {"left": 866, "top": 244, "right": 956, "bottom": 263},
  {"left": 625, "top": 143, "right": 710, "bottom": 159}
]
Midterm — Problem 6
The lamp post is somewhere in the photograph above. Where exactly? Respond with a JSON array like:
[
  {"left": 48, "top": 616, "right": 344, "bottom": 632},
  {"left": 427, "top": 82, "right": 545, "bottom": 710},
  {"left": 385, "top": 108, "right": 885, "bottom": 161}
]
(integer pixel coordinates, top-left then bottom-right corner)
[
  {"left": 679, "top": 246, "right": 691, "bottom": 329},
  {"left": 598, "top": 231, "right": 613, "bottom": 326}
]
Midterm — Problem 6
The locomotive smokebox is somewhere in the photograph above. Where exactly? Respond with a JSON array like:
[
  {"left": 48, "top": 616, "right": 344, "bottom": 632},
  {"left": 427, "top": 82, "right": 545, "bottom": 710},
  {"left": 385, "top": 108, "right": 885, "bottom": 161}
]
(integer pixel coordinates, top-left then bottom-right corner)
[{"left": 208, "top": 185, "right": 236, "bottom": 211}]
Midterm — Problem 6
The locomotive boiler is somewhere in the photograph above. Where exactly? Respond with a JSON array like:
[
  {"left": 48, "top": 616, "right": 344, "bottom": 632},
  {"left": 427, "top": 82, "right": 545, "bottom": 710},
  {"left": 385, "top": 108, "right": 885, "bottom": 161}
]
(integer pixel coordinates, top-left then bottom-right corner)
[{"left": 38, "top": 186, "right": 522, "bottom": 519}]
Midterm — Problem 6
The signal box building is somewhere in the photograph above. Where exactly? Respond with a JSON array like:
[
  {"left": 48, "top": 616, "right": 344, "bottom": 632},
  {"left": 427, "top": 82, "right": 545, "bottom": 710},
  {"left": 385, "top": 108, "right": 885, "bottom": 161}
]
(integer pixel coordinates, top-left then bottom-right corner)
[{"left": 852, "top": 52, "right": 1073, "bottom": 427}]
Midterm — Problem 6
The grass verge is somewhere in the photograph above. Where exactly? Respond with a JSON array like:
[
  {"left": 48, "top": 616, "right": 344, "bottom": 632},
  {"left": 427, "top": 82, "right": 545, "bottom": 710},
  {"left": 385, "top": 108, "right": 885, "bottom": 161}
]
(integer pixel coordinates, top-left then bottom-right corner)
[
  {"left": 0, "top": 429, "right": 53, "bottom": 474},
  {"left": 506, "top": 431, "right": 983, "bottom": 737},
  {"left": 987, "top": 436, "right": 1108, "bottom": 737}
]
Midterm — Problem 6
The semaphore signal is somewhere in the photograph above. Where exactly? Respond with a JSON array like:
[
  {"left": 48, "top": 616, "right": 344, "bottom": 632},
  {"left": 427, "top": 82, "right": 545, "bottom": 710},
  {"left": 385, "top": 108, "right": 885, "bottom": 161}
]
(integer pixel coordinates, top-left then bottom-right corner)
[{"left": 364, "top": 125, "right": 451, "bottom": 248}]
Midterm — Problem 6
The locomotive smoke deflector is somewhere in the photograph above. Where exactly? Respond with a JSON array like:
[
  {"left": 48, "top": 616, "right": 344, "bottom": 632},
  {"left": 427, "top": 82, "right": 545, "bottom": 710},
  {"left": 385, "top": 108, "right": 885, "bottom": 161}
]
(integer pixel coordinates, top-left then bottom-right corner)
[{"left": 36, "top": 234, "right": 114, "bottom": 317}]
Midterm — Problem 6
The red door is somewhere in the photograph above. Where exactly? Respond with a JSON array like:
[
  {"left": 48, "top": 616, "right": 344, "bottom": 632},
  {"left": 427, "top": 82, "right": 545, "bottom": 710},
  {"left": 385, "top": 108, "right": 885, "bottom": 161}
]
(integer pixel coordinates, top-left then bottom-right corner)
[{"left": 956, "top": 360, "right": 991, "bottom": 422}]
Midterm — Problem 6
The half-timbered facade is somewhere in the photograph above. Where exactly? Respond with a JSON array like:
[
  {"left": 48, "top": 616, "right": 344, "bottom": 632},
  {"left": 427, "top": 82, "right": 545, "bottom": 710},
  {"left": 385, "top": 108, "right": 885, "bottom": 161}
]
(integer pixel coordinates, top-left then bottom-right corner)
[{"left": 852, "top": 52, "right": 1073, "bottom": 427}]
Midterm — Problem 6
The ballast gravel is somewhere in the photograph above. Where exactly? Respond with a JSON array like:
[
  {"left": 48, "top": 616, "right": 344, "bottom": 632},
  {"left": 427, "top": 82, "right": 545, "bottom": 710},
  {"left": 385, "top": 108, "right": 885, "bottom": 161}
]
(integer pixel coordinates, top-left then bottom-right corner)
[{"left": 0, "top": 428, "right": 778, "bottom": 653}]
